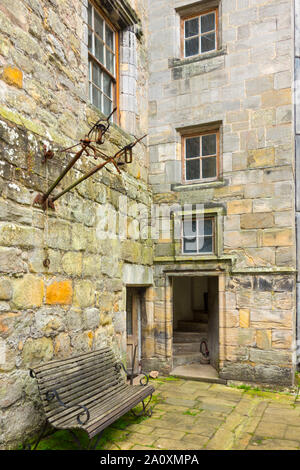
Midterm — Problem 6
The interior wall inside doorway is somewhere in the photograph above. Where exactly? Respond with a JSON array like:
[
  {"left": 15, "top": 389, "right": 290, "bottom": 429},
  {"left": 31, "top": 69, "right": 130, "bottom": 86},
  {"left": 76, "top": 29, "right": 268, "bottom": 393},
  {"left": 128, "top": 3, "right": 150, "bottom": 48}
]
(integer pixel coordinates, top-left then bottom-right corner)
[{"left": 173, "top": 276, "right": 208, "bottom": 330}]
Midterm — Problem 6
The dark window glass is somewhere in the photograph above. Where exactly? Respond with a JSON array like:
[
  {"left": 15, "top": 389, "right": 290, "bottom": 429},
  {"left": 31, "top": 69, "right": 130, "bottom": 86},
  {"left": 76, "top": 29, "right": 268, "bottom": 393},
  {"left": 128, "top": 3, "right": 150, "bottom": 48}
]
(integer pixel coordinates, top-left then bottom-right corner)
[
  {"left": 94, "top": 10, "right": 103, "bottom": 39},
  {"left": 202, "top": 157, "right": 216, "bottom": 178},
  {"left": 202, "top": 134, "right": 216, "bottom": 155},
  {"left": 198, "top": 236, "right": 213, "bottom": 253},
  {"left": 185, "top": 18, "right": 199, "bottom": 38},
  {"left": 95, "top": 35, "right": 104, "bottom": 62},
  {"left": 186, "top": 159, "right": 200, "bottom": 180},
  {"left": 183, "top": 219, "right": 197, "bottom": 237},
  {"left": 92, "top": 62, "right": 101, "bottom": 88},
  {"left": 201, "top": 33, "right": 215, "bottom": 53},
  {"left": 103, "top": 95, "right": 112, "bottom": 116},
  {"left": 201, "top": 13, "right": 215, "bottom": 33},
  {"left": 88, "top": 28, "right": 93, "bottom": 52},
  {"left": 103, "top": 72, "right": 112, "bottom": 97},
  {"left": 185, "top": 37, "right": 199, "bottom": 57},
  {"left": 88, "top": 3, "right": 92, "bottom": 26},
  {"left": 186, "top": 137, "right": 200, "bottom": 158},
  {"left": 106, "top": 49, "right": 114, "bottom": 74},
  {"left": 106, "top": 26, "right": 114, "bottom": 49},
  {"left": 183, "top": 237, "right": 197, "bottom": 253},
  {"left": 92, "top": 86, "right": 101, "bottom": 109},
  {"left": 204, "top": 218, "right": 213, "bottom": 235}
]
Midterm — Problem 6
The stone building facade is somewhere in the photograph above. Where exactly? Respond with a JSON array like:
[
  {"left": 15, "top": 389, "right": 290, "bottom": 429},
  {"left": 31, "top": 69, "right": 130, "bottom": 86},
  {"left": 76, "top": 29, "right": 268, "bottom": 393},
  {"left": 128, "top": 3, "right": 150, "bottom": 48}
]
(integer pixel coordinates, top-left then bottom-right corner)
[
  {"left": 147, "top": 0, "right": 297, "bottom": 387},
  {"left": 0, "top": 0, "right": 298, "bottom": 450}
]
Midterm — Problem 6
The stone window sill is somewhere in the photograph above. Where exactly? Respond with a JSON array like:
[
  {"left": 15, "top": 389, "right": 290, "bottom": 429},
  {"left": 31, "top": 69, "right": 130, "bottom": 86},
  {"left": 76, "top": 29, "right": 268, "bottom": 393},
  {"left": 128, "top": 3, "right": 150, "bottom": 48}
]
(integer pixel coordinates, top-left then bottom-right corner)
[
  {"left": 168, "top": 48, "right": 227, "bottom": 69},
  {"left": 171, "top": 180, "right": 225, "bottom": 191}
]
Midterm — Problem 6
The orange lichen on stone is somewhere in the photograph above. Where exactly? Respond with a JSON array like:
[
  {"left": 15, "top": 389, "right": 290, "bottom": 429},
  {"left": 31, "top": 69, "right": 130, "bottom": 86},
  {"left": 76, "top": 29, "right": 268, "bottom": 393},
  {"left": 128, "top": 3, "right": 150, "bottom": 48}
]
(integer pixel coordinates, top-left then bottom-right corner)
[
  {"left": 46, "top": 280, "right": 73, "bottom": 305},
  {"left": 2, "top": 66, "right": 23, "bottom": 88}
]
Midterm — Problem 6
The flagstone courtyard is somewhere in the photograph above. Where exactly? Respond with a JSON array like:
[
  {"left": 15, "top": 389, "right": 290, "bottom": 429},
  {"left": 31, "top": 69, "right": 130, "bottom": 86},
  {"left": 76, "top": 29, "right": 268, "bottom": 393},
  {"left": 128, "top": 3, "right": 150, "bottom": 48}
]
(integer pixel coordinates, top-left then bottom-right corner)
[{"left": 29, "top": 377, "right": 300, "bottom": 451}]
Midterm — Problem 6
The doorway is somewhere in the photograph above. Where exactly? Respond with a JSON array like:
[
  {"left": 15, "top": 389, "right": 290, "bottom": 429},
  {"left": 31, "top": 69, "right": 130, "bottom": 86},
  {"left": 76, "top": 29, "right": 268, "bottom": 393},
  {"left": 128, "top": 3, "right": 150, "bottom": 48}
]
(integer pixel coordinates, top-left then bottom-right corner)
[
  {"left": 172, "top": 275, "right": 220, "bottom": 376},
  {"left": 126, "top": 287, "right": 143, "bottom": 377}
]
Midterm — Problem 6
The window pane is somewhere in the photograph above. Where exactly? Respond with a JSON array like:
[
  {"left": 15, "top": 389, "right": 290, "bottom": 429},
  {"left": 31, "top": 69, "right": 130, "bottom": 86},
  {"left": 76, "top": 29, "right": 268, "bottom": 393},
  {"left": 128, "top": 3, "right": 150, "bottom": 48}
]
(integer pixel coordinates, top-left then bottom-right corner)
[
  {"left": 202, "top": 156, "right": 217, "bottom": 178},
  {"left": 201, "top": 33, "right": 216, "bottom": 53},
  {"left": 204, "top": 218, "right": 213, "bottom": 235},
  {"left": 185, "top": 37, "right": 199, "bottom": 57},
  {"left": 88, "top": 2, "right": 92, "bottom": 26},
  {"left": 103, "top": 72, "right": 112, "bottom": 98},
  {"left": 106, "top": 25, "right": 114, "bottom": 50},
  {"left": 95, "top": 35, "right": 104, "bottom": 63},
  {"left": 198, "top": 236, "right": 213, "bottom": 253},
  {"left": 106, "top": 49, "right": 114, "bottom": 74},
  {"left": 88, "top": 27, "right": 93, "bottom": 52},
  {"left": 183, "top": 219, "right": 197, "bottom": 237},
  {"left": 201, "top": 13, "right": 215, "bottom": 33},
  {"left": 103, "top": 95, "right": 112, "bottom": 116},
  {"left": 186, "top": 159, "right": 200, "bottom": 180},
  {"left": 183, "top": 237, "right": 197, "bottom": 253},
  {"left": 202, "top": 134, "right": 216, "bottom": 156},
  {"left": 185, "top": 18, "right": 199, "bottom": 38},
  {"left": 94, "top": 10, "right": 104, "bottom": 39},
  {"left": 92, "top": 61, "right": 102, "bottom": 88},
  {"left": 92, "top": 86, "right": 101, "bottom": 109},
  {"left": 186, "top": 137, "right": 200, "bottom": 158}
]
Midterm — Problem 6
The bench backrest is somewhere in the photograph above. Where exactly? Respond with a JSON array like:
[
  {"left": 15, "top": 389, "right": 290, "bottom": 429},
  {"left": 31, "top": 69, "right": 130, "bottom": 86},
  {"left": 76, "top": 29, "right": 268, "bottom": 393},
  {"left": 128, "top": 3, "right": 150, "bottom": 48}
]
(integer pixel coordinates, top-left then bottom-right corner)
[{"left": 30, "top": 347, "right": 126, "bottom": 423}]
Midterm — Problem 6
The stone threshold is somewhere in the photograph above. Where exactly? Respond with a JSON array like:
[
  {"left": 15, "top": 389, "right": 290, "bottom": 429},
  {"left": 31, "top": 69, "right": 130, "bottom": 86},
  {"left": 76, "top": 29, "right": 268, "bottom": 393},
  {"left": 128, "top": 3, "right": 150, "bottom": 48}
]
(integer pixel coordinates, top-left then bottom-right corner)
[{"left": 170, "top": 363, "right": 227, "bottom": 385}]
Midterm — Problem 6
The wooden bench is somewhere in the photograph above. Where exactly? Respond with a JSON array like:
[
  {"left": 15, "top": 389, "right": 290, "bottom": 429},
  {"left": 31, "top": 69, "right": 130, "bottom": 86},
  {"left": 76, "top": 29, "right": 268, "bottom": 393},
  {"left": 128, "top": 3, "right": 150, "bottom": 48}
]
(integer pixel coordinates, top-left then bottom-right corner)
[{"left": 27, "top": 347, "right": 155, "bottom": 450}]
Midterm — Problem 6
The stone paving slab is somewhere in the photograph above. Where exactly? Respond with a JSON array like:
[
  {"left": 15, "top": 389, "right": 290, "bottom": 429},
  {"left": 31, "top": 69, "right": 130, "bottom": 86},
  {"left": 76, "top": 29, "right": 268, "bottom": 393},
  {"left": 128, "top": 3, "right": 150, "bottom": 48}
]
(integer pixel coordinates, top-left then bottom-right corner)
[
  {"left": 105, "top": 377, "right": 300, "bottom": 450},
  {"left": 33, "top": 376, "right": 300, "bottom": 450}
]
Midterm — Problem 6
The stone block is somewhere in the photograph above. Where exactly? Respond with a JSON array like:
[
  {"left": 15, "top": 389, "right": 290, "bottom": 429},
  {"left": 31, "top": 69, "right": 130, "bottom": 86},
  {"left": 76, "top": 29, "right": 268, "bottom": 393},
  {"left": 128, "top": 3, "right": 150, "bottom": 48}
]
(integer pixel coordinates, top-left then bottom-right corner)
[
  {"left": 61, "top": 252, "right": 82, "bottom": 276},
  {"left": 262, "top": 229, "right": 293, "bottom": 247},
  {"left": 46, "top": 280, "right": 72, "bottom": 305},
  {"left": 22, "top": 337, "right": 53, "bottom": 366},
  {"left": 0, "top": 280, "right": 12, "bottom": 300},
  {"left": 73, "top": 280, "right": 94, "bottom": 308},
  {"left": 0, "top": 248, "right": 27, "bottom": 274},
  {"left": 256, "top": 329, "right": 272, "bottom": 350},
  {"left": 240, "top": 212, "right": 273, "bottom": 229},
  {"left": 54, "top": 333, "right": 72, "bottom": 358},
  {"left": 12, "top": 275, "right": 44, "bottom": 309},
  {"left": 239, "top": 309, "right": 250, "bottom": 328},
  {"left": 272, "top": 330, "right": 292, "bottom": 349},
  {"left": 224, "top": 230, "right": 257, "bottom": 248},
  {"left": 238, "top": 328, "right": 256, "bottom": 346},
  {"left": 2, "top": 66, "right": 23, "bottom": 88},
  {"left": 261, "top": 88, "right": 292, "bottom": 107},
  {"left": 248, "top": 147, "right": 275, "bottom": 168},
  {"left": 227, "top": 199, "right": 252, "bottom": 214}
]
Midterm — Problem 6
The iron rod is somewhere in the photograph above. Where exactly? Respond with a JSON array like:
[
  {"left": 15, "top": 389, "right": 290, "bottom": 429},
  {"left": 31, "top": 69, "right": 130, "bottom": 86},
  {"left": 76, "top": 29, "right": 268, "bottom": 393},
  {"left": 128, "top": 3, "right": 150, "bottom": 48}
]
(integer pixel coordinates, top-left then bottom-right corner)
[
  {"left": 51, "top": 158, "right": 114, "bottom": 202},
  {"left": 43, "top": 143, "right": 88, "bottom": 199}
]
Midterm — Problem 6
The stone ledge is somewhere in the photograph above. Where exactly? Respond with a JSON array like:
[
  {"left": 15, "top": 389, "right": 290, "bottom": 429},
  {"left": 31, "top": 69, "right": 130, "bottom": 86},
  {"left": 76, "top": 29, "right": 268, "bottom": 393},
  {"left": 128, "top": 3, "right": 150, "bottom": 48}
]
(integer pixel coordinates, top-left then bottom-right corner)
[
  {"left": 171, "top": 180, "right": 226, "bottom": 192},
  {"left": 168, "top": 48, "right": 227, "bottom": 69}
]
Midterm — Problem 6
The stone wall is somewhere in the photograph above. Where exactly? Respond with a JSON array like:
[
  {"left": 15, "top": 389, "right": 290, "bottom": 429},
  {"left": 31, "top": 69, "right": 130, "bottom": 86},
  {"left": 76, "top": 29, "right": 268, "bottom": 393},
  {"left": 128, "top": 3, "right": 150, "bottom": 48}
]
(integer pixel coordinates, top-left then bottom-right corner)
[
  {"left": 0, "top": 0, "right": 152, "bottom": 450},
  {"left": 147, "top": 0, "right": 296, "bottom": 385}
]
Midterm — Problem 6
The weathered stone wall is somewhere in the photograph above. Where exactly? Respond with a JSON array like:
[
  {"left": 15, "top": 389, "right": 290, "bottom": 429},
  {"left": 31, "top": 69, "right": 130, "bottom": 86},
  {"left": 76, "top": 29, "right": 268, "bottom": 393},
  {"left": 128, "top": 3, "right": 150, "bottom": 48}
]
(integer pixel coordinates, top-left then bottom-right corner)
[
  {"left": 147, "top": 0, "right": 296, "bottom": 385},
  {"left": 0, "top": 0, "right": 152, "bottom": 450}
]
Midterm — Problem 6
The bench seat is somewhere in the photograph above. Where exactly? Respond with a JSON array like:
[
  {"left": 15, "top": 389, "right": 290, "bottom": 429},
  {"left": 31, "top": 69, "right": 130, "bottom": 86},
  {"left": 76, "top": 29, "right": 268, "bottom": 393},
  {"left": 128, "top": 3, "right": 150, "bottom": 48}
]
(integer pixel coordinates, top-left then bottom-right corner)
[{"left": 29, "top": 347, "right": 155, "bottom": 446}]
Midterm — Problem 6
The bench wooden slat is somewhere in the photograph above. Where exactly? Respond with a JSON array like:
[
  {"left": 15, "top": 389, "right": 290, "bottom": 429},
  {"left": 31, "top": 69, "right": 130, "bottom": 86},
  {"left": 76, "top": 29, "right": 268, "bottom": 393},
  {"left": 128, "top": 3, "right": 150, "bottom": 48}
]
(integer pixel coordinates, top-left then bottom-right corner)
[
  {"left": 50, "top": 384, "right": 138, "bottom": 428},
  {"left": 33, "top": 350, "right": 115, "bottom": 381},
  {"left": 32, "top": 348, "right": 112, "bottom": 374},
  {"left": 43, "top": 378, "right": 126, "bottom": 421},
  {"left": 38, "top": 363, "right": 121, "bottom": 397}
]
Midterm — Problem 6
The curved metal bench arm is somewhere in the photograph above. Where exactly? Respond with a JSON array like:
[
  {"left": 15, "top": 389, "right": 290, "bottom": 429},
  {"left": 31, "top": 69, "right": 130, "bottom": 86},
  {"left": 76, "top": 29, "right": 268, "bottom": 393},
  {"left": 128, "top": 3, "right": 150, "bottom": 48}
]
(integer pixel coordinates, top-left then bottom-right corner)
[
  {"left": 115, "top": 362, "right": 150, "bottom": 386},
  {"left": 45, "top": 389, "right": 90, "bottom": 425}
]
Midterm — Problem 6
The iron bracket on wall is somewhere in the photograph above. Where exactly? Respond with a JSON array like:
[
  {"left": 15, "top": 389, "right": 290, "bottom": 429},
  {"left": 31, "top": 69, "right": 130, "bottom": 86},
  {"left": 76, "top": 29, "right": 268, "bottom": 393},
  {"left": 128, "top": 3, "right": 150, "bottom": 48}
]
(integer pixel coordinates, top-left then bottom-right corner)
[{"left": 33, "top": 108, "right": 146, "bottom": 211}]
